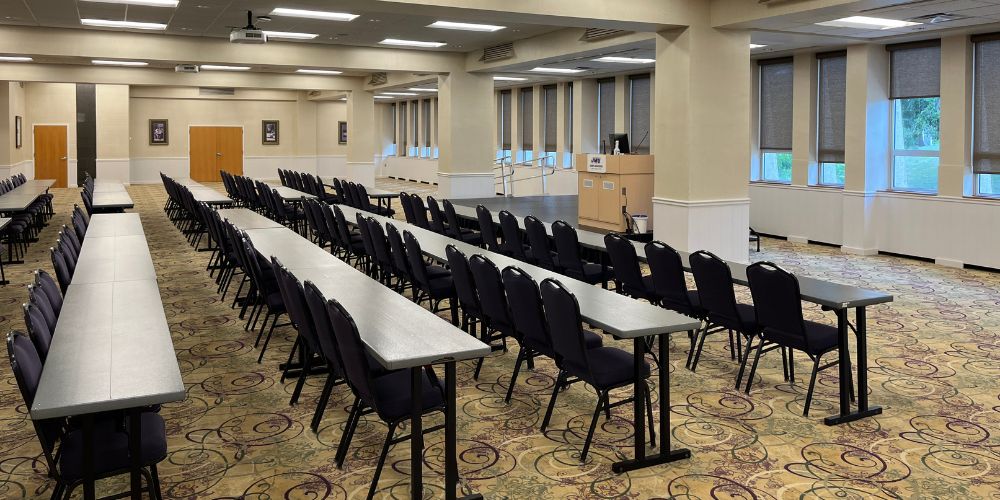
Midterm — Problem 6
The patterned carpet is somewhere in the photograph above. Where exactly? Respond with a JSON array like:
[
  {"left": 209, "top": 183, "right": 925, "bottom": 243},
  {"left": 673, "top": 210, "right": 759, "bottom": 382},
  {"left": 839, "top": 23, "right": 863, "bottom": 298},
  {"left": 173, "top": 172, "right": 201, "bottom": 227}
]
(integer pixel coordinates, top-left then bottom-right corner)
[{"left": 0, "top": 180, "right": 998, "bottom": 499}]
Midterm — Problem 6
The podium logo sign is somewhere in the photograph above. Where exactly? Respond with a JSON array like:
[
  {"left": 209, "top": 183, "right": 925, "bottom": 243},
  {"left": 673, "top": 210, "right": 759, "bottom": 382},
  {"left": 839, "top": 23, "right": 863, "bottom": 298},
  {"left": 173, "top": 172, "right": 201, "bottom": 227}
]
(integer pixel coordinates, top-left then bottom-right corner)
[{"left": 586, "top": 154, "right": 606, "bottom": 173}]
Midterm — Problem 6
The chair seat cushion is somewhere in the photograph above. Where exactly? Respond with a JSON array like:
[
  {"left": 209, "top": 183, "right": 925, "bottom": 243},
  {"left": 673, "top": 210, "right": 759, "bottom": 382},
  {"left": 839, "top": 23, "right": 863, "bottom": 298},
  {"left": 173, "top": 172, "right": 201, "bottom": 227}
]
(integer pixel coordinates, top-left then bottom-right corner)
[
  {"left": 371, "top": 369, "right": 444, "bottom": 421},
  {"left": 426, "top": 265, "right": 451, "bottom": 279},
  {"left": 764, "top": 320, "right": 839, "bottom": 355},
  {"left": 575, "top": 346, "right": 649, "bottom": 389},
  {"left": 583, "top": 331, "right": 604, "bottom": 349},
  {"left": 427, "top": 276, "right": 455, "bottom": 297},
  {"left": 59, "top": 412, "right": 167, "bottom": 481},
  {"left": 708, "top": 303, "right": 758, "bottom": 334}
]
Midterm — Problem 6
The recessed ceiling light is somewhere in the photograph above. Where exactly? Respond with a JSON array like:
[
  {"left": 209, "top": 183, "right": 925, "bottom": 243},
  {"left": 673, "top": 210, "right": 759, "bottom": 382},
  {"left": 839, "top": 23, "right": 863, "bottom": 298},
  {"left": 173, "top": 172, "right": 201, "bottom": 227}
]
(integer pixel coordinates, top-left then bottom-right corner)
[
  {"left": 593, "top": 56, "right": 655, "bottom": 64},
  {"left": 269, "top": 8, "right": 359, "bottom": 21},
  {"left": 296, "top": 69, "right": 343, "bottom": 75},
  {"left": 493, "top": 76, "right": 527, "bottom": 81},
  {"left": 263, "top": 30, "right": 318, "bottom": 40},
  {"left": 339, "top": 97, "right": 347, "bottom": 101},
  {"left": 81, "top": 19, "right": 168, "bottom": 30},
  {"left": 92, "top": 59, "right": 148, "bottom": 66},
  {"left": 408, "top": 87, "right": 438, "bottom": 92},
  {"left": 380, "top": 38, "right": 447, "bottom": 48},
  {"left": 374, "top": 95, "right": 394, "bottom": 99},
  {"left": 428, "top": 21, "right": 505, "bottom": 32},
  {"left": 200, "top": 64, "right": 251, "bottom": 71},
  {"left": 529, "top": 67, "right": 584, "bottom": 74},
  {"left": 80, "top": 0, "right": 178, "bottom": 6},
  {"left": 381, "top": 92, "right": 418, "bottom": 96},
  {"left": 750, "top": 44, "right": 768, "bottom": 49},
  {"left": 0, "top": 56, "right": 33, "bottom": 62},
  {"left": 816, "top": 16, "right": 920, "bottom": 30}
]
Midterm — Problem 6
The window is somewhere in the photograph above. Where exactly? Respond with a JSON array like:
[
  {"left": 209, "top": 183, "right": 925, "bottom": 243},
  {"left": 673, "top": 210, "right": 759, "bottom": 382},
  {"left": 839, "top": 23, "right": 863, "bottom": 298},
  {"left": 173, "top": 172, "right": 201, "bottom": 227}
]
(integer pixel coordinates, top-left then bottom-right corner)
[
  {"left": 973, "top": 34, "right": 1000, "bottom": 197},
  {"left": 628, "top": 74, "right": 650, "bottom": 154},
  {"left": 597, "top": 78, "right": 615, "bottom": 152},
  {"left": 566, "top": 82, "right": 574, "bottom": 155},
  {"left": 543, "top": 85, "right": 557, "bottom": 154},
  {"left": 390, "top": 103, "right": 397, "bottom": 151},
  {"left": 411, "top": 101, "right": 419, "bottom": 157},
  {"left": 889, "top": 41, "right": 941, "bottom": 192},
  {"left": 521, "top": 87, "right": 533, "bottom": 158},
  {"left": 498, "top": 90, "right": 512, "bottom": 156},
  {"left": 817, "top": 51, "right": 846, "bottom": 186},
  {"left": 422, "top": 99, "right": 431, "bottom": 149},
  {"left": 758, "top": 58, "right": 794, "bottom": 182},
  {"left": 399, "top": 101, "right": 407, "bottom": 156}
]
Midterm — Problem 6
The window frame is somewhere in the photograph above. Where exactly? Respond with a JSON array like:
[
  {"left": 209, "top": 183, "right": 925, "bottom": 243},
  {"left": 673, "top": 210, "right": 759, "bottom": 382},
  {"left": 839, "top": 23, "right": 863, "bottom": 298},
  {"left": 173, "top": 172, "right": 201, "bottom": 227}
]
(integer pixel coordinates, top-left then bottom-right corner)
[
  {"left": 889, "top": 96, "right": 941, "bottom": 194},
  {"left": 759, "top": 149, "right": 793, "bottom": 184},
  {"left": 815, "top": 51, "right": 846, "bottom": 187}
]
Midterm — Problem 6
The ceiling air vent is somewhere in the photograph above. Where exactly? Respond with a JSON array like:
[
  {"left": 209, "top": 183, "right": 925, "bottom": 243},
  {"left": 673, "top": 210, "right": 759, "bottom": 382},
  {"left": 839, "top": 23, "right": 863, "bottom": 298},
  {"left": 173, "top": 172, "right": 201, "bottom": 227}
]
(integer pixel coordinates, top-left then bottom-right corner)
[
  {"left": 910, "top": 12, "right": 966, "bottom": 24},
  {"left": 199, "top": 87, "right": 235, "bottom": 96},
  {"left": 369, "top": 72, "right": 388, "bottom": 86},
  {"left": 481, "top": 42, "right": 515, "bottom": 62},
  {"left": 581, "top": 28, "right": 630, "bottom": 42}
]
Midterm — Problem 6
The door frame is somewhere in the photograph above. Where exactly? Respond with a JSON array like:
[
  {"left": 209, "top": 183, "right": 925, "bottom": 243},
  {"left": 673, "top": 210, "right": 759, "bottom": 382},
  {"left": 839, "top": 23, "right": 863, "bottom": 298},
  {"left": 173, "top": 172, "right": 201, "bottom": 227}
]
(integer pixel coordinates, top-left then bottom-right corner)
[{"left": 32, "top": 123, "right": 72, "bottom": 187}]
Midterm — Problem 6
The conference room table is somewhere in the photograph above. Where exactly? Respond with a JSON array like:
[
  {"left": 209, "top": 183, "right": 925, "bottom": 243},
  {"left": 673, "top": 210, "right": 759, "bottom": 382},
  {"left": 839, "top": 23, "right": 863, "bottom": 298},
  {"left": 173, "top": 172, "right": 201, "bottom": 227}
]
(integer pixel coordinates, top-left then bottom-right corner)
[
  {"left": 367, "top": 187, "right": 399, "bottom": 212},
  {"left": 224, "top": 210, "right": 491, "bottom": 500},
  {"left": 217, "top": 208, "right": 285, "bottom": 230},
  {"left": 448, "top": 202, "right": 892, "bottom": 426},
  {"left": 31, "top": 213, "right": 184, "bottom": 500},
  {"left": 265, "top": 182, "right": 316, "bottom": 202},
  {"left": 0, "top": 178, "right": 55, "bottom": 213},
  {"left": 91, "top": 181, "right": 135, "bottom": 211},
  {"left": 174, "top": 178, "right": 234, "bottom": 205},
  {"left": 339, "top": 203, "right": 701, "bottom": 474}
]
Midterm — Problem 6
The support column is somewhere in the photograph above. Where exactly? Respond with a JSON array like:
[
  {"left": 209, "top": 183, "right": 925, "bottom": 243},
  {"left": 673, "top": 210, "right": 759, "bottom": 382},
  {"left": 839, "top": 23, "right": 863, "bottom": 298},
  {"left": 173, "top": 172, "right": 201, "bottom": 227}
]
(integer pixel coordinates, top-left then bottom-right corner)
[
  {"left": 556, "top": 82, "right": 568, "bottom": 166},
  {"left": 939, "top": 35, "right": 973, "bottom": 197},
  {"left": 841, "top": 44, "right": 890, "bottom": 255},
  {"left": 574, "top": 79, "right": 598, "bottom": 154},
  {"left": 652, "top": 24, "right": 752, "bottom": 263},
  {"left": 437, "top": 71, "right": 495, "bottom": 198},
  {"left": 294, "top": 91, "right": 317, "bottom": 175},
  {"left": 346, "top": 90, "right": 376, "bottom": 186},
  {"left": 792, "top": 54, "right": 817, "bottom": 186}
]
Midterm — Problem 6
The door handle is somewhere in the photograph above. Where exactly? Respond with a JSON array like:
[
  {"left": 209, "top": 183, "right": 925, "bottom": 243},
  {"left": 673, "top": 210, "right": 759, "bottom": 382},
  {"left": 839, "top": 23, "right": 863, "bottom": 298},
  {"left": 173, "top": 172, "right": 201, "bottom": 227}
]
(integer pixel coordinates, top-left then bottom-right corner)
[
  {"left": 60, "top": 156, "right": 67, "bottom": 160},
  {"left": 216, "top": 152, "right": 222, "bottom": 158}
]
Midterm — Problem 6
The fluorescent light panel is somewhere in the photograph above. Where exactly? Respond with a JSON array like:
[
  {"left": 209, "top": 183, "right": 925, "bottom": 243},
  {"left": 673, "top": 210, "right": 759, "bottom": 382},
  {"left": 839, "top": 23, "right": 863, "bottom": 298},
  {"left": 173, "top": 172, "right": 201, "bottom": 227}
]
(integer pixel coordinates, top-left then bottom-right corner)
[
  {"left": 750, "top": 44, "right": 768, "bottom": 49},
  {"left": 81, "top": 19, "right": 167, "bottom": 30},
  {"left": 593, "top": 56, "right": 655, "bottom": 64},
  {"left": 296, "top": 69, "right": 342, "bottom": 75},
  {"left": 493, "top": 76, "right": 526, "bottom": 81},
  {"left": 428, "top": 20, "right": 505, "bottom": 32},
  {"left": 408, "top": 87, "right": 438, "bottom": 92},
  {"left": 200, "top": 64, "right": 250, "bottom": 71},
  {"left": 816, "top": 16, "right": 920, "bottom": 29},
  {"left": 269, "top": 8, "right": 359, "bottom": 21},
  {"left": 80, "top": 0, "right": 178, "bottom": 6},
  {"left": 92, "top": 59, "right": 148, "bottom": 66},
  {"left": 0, "top": 56, "right": 32, "bottom": 62},
  {"left": 374, "top": 95, "right": 394, "bottom": 99},
  {"left": 380, "top": 38, "right": 447, "bottom": 48},
  {"left": 381, "top": 92, "right": 418, "bottom": 96},
  {"left": 263, "top": 30, "right": 318, "bottom": 40},
  {"left": 529, "top": 67, "right": 584, "bottom": 74}
]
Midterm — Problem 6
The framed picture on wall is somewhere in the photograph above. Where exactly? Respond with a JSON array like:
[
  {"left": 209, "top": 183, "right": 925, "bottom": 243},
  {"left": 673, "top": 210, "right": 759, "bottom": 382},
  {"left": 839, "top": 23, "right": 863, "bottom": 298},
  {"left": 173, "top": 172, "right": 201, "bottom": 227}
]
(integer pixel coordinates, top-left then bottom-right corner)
[
  {"left": 14, "top": 116, "right": 21, "bottom": 149},
  {"left": 338, "top": 121, "right": 348, "bottom": 144},
  {"left": 262, "top": 120, "right": 279, "bottom": 145},
  {"left": 149, "top": 119, "right": 169, "bottom": 145}
]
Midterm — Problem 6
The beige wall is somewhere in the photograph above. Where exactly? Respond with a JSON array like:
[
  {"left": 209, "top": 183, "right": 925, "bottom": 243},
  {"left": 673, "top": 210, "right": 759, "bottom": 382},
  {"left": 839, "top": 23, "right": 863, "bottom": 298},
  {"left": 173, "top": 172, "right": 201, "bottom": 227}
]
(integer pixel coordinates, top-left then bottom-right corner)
[
  {"left": 96, "top": 84, "right": 130, "bottom": 160},
  {"left": 316, "top": 101, "right": 348, "bottom": 156},
  {"left": 24, "top": 82, "right": 77, "bottom": 163}
]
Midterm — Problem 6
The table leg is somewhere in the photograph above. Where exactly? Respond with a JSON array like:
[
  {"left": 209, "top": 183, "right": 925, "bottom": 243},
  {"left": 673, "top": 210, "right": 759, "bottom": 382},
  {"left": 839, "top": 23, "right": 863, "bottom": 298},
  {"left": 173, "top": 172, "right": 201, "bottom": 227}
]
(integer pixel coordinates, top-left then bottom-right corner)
[
  {"left": 824, "top": 306, "right": 882, "bottom": 425},
  {"left": 612, "top": 334, "right": 691, "bottom": 474},
  {"left": 129, "top": 408, "right": 142, "bottom": 500},
  {"left": 411, "top": 367, "right": 423, "bottom": 500},
  {"left": 444, "top": 362, "right": 483, "bottom": 500},
  {"left": 83, "top": 414, "right": 96, "bottom": 500}
]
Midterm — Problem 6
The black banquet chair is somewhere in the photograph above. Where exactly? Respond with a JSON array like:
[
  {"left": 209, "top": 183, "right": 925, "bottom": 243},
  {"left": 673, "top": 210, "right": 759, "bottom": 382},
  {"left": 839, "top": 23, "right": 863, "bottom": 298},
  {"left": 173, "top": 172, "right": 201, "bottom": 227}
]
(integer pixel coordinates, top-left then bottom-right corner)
[
  {"left": 552, "top": 221, "right": 613, "bottom": 288},
  {"left": 688, "top": 250, "right": 760, "bottom": 374}
]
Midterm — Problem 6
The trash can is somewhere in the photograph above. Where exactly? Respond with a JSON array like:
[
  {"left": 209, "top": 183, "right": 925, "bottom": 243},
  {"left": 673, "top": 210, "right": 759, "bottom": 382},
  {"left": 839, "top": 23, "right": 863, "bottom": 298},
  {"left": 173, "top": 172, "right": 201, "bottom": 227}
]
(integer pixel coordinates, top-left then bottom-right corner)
[{"left": 633, "top": 214, "right": 648, "bottom": 234}]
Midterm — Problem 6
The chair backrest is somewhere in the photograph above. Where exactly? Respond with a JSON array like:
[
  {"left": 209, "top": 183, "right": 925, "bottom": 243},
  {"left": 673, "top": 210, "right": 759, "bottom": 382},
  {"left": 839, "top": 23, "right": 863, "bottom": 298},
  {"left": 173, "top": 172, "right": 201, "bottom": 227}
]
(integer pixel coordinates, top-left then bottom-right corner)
[
  {"left": 410, "top": 195, "right": 431, "bottom": 230},
  {"left": 278, "top": 169, "right": 288, "bottom": 186},
  {"left": 605, "top": 233, "right": 645, "bottom": 297},
  {"left": 50, "top": 247, "right": 72, "bottom": 294},
  {"left": 441, "top": 200, "right": 467, "bottom": 241},
  {"left": 403, "top": 230, "right": 432, "bottom": 288},
  {"left": 645, "top": 241, "right": 696, "bottom": 312},
  {"left": 524, "top": 216, "right": 555, "bottom": 269},
  {"left": 303, "top": 281, "right": 346, "bottom": 377},
  {"left": 301, "top": 198, "right": 320, "bottom": 237},
  {"left": 320, "top": 204, "right": 342, "bottom": 250},
  {"left": 61, "top": 225, "right": 81, "bottom": 255},
  {"left": 325, "top": 297, "right": 378, "bottom": 409},
  {"left": 498, "top": 211, "right": 526, "bottom": 260},
  {"left": 746, "top": 262, "right": 807, "bottom": 344},
  {"left": 551, "top": 220, "right": 583, "bottom": 272},
  {"left": 22, "top": 302, "right": 53, "bottom": 361},
  {"left": 426, "top": 197, "right": 447, "bottom": 234},
  {"left": 332, "top": 205, "right": 357, "bottom": 254},
  {"left": 7, "top": 332, "right": 62, "bottom": 469},
  {"left": 539, "top": 278, "right": 591, "bottom": 375},
  {"left": 241, "top": 235, "right": 276, "bottom": 296},
  {"left": 34, "top": 270, "right": 63, "bottom": 316},
  {"left": 469, "top": 254, "right": 512, "bottom": 332},
  {"left": 445, "top": 245, "right": 479, "bottom": 312},
  {"left": 386, "top": 223, "right": 411, "bottom": 279},
  {"left": 28, "top": 285, "right": 57, "bottom": 333},
  {"left": 476, "top": 205, "right": 501, "bottom": 252},
  {"left": 332, "top": 178, "right": 345, "bottom": 201},
  {"left": 501, "top": 266, "right": 554, "bottom": 355},
  {"left": 355, "top": 212, "right": 375, "bottom": 260},
  {"left": 367, "top": 217, "right": 393, "bottom": 272},
  {"left": 689, "top": 250, "right": 743, "bottom": 326},
  {"left": 272, "top": 258, "right": 322, "bottom": 354},
  {"left": 356, "top": 183, "right": 372, "bottom": 210},
  {"left": 399, "top": 192, "right": 416, "bottom": 224}
]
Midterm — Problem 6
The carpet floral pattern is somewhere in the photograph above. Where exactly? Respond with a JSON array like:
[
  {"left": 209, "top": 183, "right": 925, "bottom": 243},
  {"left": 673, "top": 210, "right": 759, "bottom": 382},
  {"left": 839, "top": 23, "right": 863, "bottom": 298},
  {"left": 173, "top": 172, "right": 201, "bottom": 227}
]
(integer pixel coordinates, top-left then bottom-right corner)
[{"left": 0, "top": 181, "right": 997, "bottom": 499}]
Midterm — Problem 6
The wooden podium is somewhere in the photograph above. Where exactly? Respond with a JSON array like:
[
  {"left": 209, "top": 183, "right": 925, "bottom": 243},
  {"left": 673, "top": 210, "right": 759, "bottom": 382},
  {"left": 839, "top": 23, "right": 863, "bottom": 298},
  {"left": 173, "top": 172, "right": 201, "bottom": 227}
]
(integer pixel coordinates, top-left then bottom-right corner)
[{"left": 576, "top": 154, "right": 654, "bottom": 232}]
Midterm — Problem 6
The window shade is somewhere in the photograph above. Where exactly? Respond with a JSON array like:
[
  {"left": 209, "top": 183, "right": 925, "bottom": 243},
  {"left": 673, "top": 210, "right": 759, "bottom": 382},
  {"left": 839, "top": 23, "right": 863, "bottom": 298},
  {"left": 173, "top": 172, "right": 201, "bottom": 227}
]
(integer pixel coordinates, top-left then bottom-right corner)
[
  {"left": 422, "top": 99, "right": 431, "bottom": 147},
  {"left": 758, "top": 59, "right": 793, "bottom": 151},
  {"left": 399, "top": 102, "right": 407, "bottom": 154},
  {"left": 629, "top": 74, "right": 650, "bottom": 154},
  {"left": 974, "top": 38, "right": 1000, "bottom": 174},
  {"left": 889, "top": 41, "right": 941, "bottom": 99},
  {"left": 390, "top": 103, "right": 396, "bottom": 145},
  {"left": 598, "top": 78, "right": 615, "bottom": 151},
  {"left": 566, "top": 82, "right": 574, "bottom": 153},
  {"left": 521, "top": 87, "right": 533, "bottom": 150},
  {"left": 543, "top": 85, "right": 557, "bottom": 152},
  {"left": 411, "top": 101, "right": 418, "bottom": 147},
  {"left": 817, "top": 53, "right": 846, "bottom": 163},
  {"left": 500, "top": 90, "right": 512, "bottom": 150}
]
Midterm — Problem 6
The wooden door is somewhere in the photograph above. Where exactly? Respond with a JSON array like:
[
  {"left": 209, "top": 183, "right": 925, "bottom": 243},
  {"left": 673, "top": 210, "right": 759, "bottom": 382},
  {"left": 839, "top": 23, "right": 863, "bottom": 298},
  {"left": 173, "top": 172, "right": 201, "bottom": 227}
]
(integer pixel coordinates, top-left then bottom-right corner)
[
  {"left": 216, "top": 127, "right": 243, "bottom": 178},
  {"left": 189, "top": 127, "right": 218, "bottom": 182},
  {"left": 34, "top": 125, "right": 68, "bottom": 188}
]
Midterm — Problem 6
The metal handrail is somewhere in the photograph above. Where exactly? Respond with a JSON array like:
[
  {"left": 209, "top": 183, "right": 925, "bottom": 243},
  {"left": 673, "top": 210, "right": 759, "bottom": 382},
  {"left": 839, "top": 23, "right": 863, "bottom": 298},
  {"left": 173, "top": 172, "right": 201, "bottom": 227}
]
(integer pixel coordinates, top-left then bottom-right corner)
[{"left": 493, "top": 154, "right": 557, "bottom": 196}]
